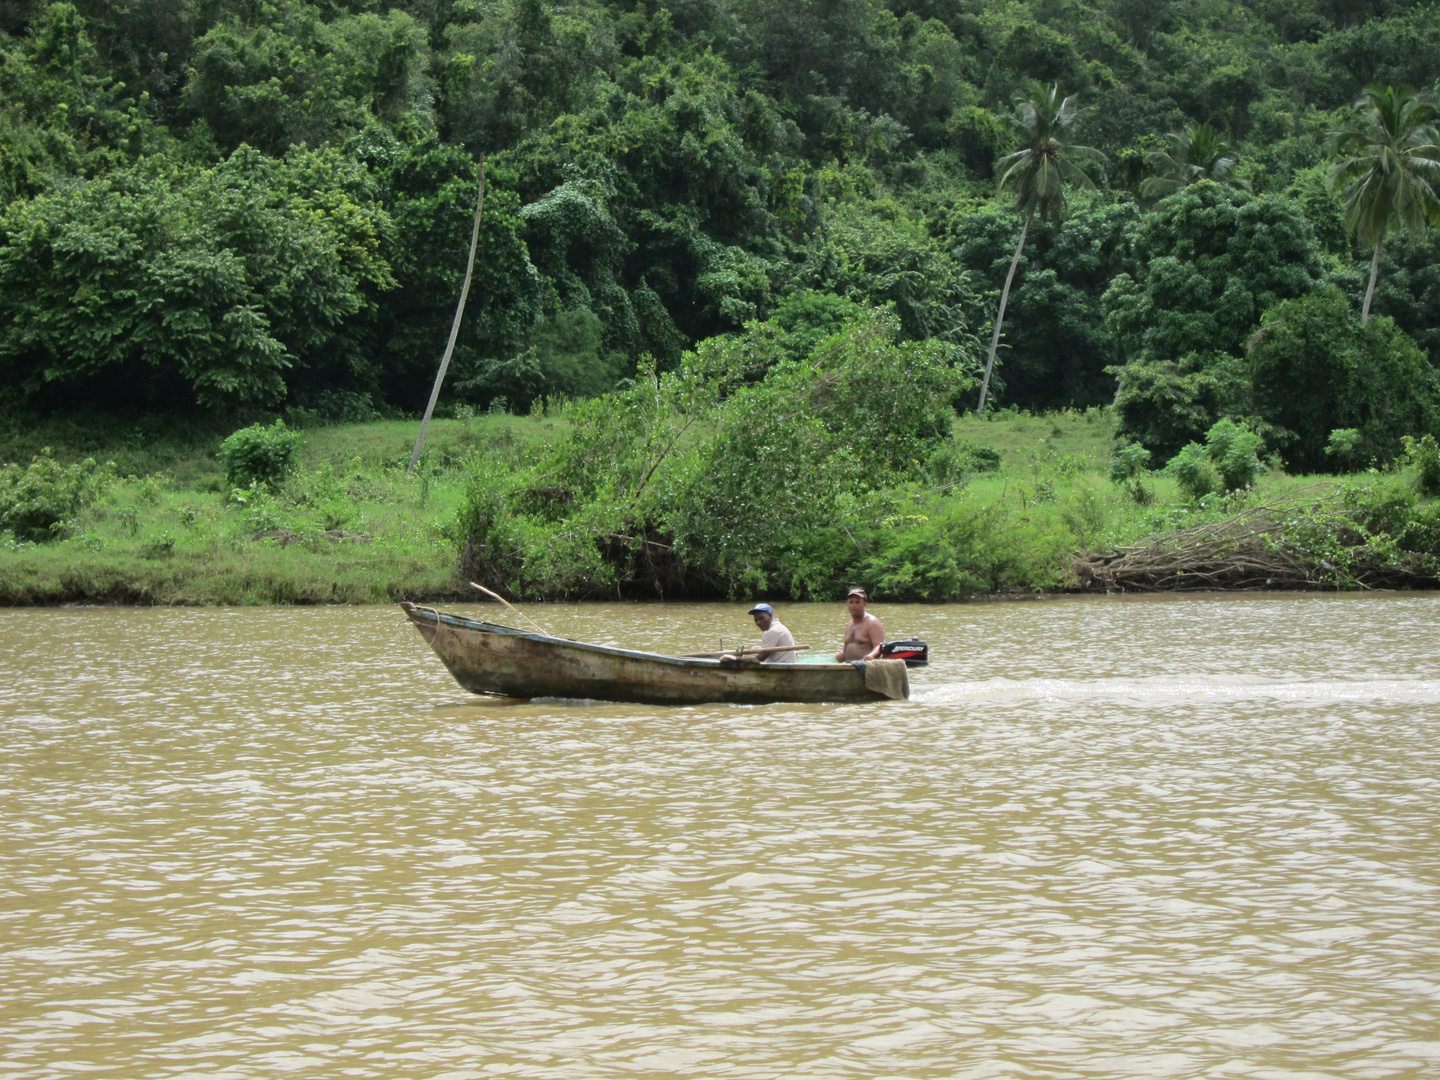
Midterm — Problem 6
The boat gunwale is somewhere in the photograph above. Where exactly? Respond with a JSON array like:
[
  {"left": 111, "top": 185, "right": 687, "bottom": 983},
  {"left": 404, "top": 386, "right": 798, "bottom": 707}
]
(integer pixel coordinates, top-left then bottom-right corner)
[{"left": 401, "top": 604, "right": 856, "bottom": 671}]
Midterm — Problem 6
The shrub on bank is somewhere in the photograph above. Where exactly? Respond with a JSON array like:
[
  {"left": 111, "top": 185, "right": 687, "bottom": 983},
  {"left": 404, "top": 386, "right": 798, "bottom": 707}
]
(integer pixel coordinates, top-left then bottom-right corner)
[
  {"left": 1166, "top": 419, "right": 1265, "bottom": 500},
  {"left": 1110, "top": 284, "right": 1440, "bottom": 477},
  {"left": 219, "top": 421, "right": 300, "bottom": 489},
  {"left": 457, "top": 311, "right": 976, "bottom": 599},
  {"left": 852, "top": 495, "right": 1079, "bottom": 599},
  {"left": 0, "top": 450, "right": 115, "bottom": 542},
  {"left": 1402, "top": 434, "right": 1440, "bottom": 497},
  {"left": 1249, "top": 290, "right": 1440, "bottom": 473}
]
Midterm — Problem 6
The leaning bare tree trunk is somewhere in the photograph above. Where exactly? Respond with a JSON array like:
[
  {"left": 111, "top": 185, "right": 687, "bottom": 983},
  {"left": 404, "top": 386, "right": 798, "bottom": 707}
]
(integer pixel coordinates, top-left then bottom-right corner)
[
  {"left": 1360, "top": 237, "right": 1381, "bottom": 326},
  {"left": 977, "top": 213, "right": 1030, "bottom": 416},
  {"left": 408, "top": 156, "right": 486, "bottom": 476}
]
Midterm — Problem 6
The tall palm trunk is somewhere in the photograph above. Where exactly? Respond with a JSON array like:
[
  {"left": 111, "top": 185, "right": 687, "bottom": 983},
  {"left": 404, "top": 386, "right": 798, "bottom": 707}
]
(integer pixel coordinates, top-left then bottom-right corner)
[
  {"left": 409, "top": 158, "right": 486, "bottom": 475},
  {"left": 977, "top": 212, "right": 1031, "bottom": 416},
  {"left": 1361, "top": 237, "right": 1382, "bottom": 325}
]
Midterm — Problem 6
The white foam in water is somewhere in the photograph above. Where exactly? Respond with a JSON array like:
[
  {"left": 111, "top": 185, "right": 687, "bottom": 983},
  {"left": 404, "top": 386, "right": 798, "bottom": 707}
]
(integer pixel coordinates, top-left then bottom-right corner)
[{"left": 913, "top": 675, "right": 1440, "bottom": 705}]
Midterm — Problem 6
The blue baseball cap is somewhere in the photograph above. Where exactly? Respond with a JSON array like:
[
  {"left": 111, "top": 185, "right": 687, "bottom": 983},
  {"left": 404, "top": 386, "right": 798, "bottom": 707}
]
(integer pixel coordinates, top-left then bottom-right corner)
[{"left": 747, "top": 603, "right": 773, "bottom": 614}]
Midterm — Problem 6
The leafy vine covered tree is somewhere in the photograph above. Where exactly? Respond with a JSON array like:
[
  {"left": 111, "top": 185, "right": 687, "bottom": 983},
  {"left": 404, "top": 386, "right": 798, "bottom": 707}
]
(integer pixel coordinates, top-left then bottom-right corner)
[
  {"left": 2, "top": 0, "right": 1440, "bottom": 417},
  {"left": 1327, "top": 83, "right": 1440, "bottom": 324},
  {"left": 1141, "top": 121, "right": 1251, "bottom": 200},
  {"left": 977, "top": 81, "right": 1106, "bottom": 415}
]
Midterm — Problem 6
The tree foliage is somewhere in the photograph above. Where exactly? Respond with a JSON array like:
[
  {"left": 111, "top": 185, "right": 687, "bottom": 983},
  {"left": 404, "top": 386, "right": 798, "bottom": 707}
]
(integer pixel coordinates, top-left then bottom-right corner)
[
  {"left": 994, "top": 80, "right": 1107, "bottom": 226},
  {"left": 0, "top": 0, "right": 1434, "bottom": 424},
  {"left": 458, "top": 310, "right": 974, "bottom": 597},
  {"left": 1249, "top": 288, "right": 1440, "bottom": 472},
  {"left": 1105, "top": 184, "right": 1324, "bottom": 369},
  {"left": 0, "top": 148, "right": 394, "bottom": 407},
  {"left": 1141, "top": 122, "right": 1251, "bottom": 200},
  {"left": 1327, "top": 83, "right": 1440, "bottom": 322},
  {"left": 979, "top": 79, "right": 1106, "bottom": 412},
  {"left": 950, "top": 195, "right": 1138, "bottom": 409}
]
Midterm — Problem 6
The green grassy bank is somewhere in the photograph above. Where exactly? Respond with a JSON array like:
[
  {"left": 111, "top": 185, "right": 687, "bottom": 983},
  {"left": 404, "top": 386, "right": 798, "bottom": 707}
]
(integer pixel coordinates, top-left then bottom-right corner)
[
  {"left": 2, "top": 408, "right": 1436, "bottom": 606},
  {"left": 0, "top": 414, "right": 542, "bottom": 604}
]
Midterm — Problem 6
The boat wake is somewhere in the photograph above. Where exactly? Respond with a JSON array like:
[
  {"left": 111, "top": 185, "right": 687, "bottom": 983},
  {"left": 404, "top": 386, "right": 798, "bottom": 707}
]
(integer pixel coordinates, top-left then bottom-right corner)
[{"left": 912, "top": 675, "right": 1440, "bottom": 706}]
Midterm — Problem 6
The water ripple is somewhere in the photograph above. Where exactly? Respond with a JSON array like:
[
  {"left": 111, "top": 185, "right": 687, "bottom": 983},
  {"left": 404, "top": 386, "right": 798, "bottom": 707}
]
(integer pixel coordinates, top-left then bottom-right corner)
[{"left": 1, "top": 594, "right": 1438, "bottom": 1078}]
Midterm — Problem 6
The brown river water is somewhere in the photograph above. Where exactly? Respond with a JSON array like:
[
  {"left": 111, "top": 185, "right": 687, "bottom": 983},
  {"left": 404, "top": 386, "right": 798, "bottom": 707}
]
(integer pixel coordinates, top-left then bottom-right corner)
[{"left": 2, "top": 594, "right": 1438, "bottom": 1079}]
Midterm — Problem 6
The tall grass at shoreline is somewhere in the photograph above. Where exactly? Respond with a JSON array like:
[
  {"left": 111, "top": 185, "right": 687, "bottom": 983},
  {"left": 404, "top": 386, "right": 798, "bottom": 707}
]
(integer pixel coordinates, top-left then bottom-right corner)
[
  {"left": 0, "top": 414, "right": 554, "bottom": 605},
  {"left": 1, "top": 408, "right": 1434, "bottom": 605}
]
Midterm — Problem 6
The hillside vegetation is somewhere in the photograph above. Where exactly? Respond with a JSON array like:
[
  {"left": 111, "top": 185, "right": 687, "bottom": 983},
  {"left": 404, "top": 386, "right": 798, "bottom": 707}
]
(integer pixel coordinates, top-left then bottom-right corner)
[
  {"left": 3, "top": 1, "right": 1438, "bottom": 414},
  {"left": 4, "top": 401, "right": 1438, "bottom": 605},
  {"left": 3, "top": 0, "right": 1440, "bottom": 601}
]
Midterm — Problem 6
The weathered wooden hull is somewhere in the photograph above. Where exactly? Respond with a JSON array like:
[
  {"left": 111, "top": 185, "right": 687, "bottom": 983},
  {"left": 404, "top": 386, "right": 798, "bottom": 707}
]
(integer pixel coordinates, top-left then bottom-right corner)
[{"left": 401, "top": 603, "right": 901, "bottom": 705}]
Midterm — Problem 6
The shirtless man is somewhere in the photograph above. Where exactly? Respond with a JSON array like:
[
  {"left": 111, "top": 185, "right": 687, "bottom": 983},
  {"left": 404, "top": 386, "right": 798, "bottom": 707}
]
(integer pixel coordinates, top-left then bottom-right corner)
[{"left": 835, "top": 588, "right": 884, "bottom": 662}]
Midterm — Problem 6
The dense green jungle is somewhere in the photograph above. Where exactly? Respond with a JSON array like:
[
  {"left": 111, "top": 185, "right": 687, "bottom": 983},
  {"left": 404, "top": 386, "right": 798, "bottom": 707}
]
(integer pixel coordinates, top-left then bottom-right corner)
[{"left": 2, "top": 0, "right": 1440, "bottom": 603}]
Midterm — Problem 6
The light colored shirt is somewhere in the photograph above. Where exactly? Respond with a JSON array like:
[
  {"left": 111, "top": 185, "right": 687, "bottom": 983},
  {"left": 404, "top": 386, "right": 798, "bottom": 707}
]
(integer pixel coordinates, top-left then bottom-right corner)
[{"left": 760, "top": 620, "right": 797, "bottom": 663}]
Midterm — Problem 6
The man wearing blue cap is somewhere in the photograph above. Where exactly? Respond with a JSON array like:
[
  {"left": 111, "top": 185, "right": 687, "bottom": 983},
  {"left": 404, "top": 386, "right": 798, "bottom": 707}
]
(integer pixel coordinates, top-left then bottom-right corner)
[{"left": 748, "top": 603, "right": 797, "bottom": 663}]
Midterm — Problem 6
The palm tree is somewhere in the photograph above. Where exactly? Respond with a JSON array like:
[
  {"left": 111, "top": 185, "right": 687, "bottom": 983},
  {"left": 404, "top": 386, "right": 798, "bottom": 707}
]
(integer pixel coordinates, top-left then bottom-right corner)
[
  {"left": 1141, "top": 121, "right": 1251, "bottom": 200},
  {"left": 977, "top": 81, "right": 1107, "bottom": 415},
  {"left": 1327, "top": 84, "right": 1440, "bottom": 324}
]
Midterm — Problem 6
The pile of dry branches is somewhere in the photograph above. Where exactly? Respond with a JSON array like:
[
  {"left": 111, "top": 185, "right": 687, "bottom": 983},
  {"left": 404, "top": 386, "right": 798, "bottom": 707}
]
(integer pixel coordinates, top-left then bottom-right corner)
[{"left": 1074, "top": 502, "right": 1440, "bottom": 593}]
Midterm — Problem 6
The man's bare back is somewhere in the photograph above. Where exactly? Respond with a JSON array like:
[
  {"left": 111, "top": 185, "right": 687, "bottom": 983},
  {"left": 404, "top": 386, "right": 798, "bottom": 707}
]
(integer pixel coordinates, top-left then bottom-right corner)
[{"left": 836, "top": 590, "right": 884, "bottom": 661}]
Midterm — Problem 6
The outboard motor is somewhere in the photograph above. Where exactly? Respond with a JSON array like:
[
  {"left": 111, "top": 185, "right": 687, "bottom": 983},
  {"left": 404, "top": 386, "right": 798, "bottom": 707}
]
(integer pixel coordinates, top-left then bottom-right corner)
[{"left": 880, "top": 639, "right": 928, "bottom": 667}]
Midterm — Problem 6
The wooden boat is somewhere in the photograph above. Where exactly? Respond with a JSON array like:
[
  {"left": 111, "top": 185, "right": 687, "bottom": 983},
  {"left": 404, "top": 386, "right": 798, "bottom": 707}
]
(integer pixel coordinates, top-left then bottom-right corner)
[{"left": 400, "top": 602, "right": 909, "bottom": 705}]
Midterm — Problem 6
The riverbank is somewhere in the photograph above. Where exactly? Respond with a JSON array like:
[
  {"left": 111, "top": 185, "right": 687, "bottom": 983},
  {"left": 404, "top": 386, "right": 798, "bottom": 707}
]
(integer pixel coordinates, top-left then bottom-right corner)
[
  {"left": 2, "top": 409, "right": 1437, "bottom": 605},
  {"left": 0, "top": 414, "right": 536, "bottom": 605}
]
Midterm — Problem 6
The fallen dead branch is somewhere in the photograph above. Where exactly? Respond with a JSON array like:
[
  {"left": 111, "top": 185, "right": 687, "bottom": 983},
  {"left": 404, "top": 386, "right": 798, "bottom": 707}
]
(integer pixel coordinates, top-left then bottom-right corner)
[{"left": 1076, "top": 501, "right": 1440, "bottom": 593}]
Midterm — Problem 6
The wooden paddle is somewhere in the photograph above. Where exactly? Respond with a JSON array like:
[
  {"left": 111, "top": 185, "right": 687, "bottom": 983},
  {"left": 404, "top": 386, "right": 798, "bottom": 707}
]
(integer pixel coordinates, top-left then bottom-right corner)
[
  {"left": 469, "top": 581, "right": 554, "bottom": 638},
  {"left": 680, "top": 644, "right": 811, "bottom": 658}
]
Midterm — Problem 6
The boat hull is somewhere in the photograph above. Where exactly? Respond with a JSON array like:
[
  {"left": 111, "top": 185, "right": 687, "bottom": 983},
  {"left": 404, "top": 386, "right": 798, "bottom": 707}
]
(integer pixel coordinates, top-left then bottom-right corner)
[{"left": 401, "top": 603, "right": 900, "bottom": 705}]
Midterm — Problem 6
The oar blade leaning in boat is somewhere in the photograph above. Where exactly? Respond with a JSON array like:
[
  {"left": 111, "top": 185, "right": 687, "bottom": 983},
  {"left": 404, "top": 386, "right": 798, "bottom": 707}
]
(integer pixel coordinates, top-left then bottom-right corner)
[{"left": 468, "top": 581, "right": 552, "bottom": 638}]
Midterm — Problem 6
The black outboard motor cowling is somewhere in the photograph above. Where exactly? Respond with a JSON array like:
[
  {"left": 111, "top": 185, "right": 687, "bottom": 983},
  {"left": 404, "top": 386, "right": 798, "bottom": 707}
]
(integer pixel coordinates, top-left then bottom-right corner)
[{"left": 880, "top": 640, "right": 928, "bottom": 667}]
